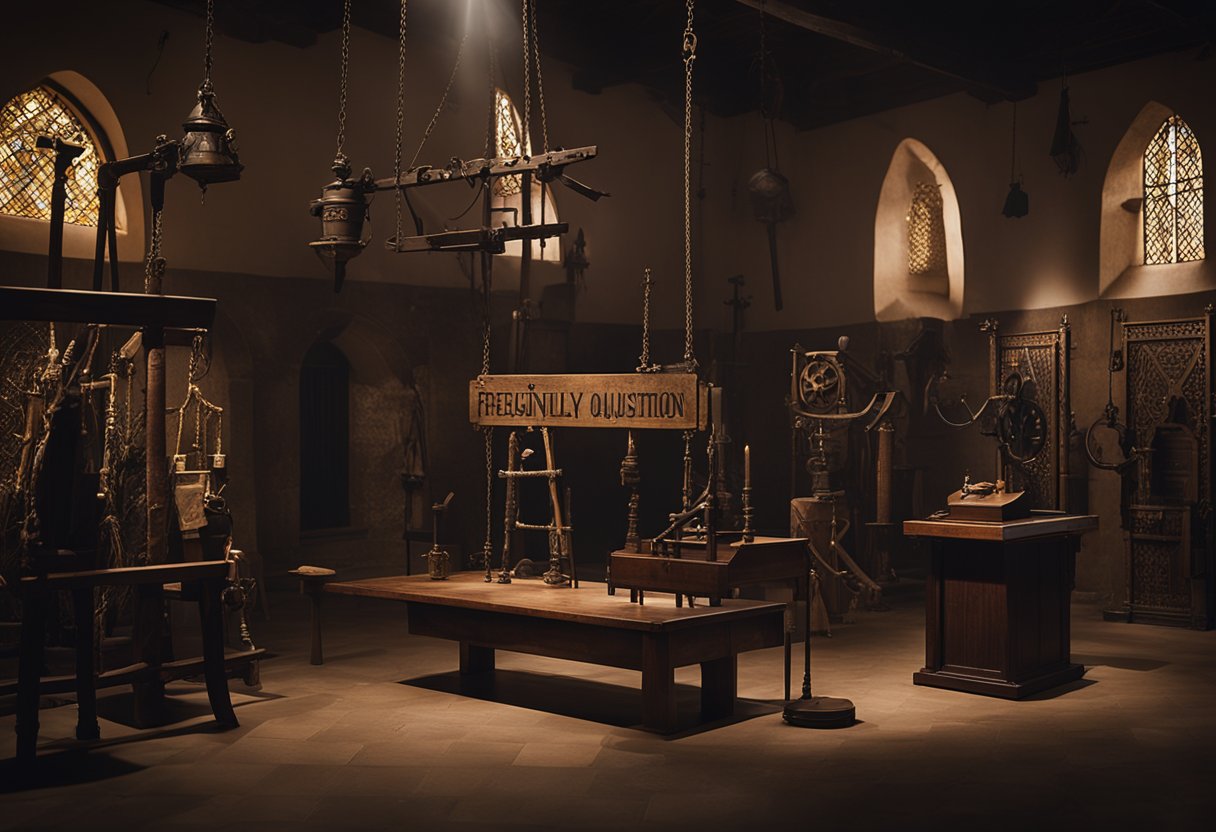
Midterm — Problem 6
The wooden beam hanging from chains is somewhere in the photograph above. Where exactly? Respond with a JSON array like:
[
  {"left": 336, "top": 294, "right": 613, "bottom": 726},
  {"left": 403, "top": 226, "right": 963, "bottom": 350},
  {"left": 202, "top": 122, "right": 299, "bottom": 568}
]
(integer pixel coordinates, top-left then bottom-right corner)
[{"left": 734, "top": 0, "right": 1035, "bottom": 101}]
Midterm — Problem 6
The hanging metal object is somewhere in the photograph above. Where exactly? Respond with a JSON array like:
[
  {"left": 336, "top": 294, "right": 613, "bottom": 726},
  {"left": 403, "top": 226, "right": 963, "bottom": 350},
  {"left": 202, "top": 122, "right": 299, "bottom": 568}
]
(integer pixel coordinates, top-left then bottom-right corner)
[
  {"left": 309, "top": 157, "right": 376, "bottom": 293},
  {"left": 1050, "top": 86, "right": 1083, "bottom": 177},
  {"left": 1003, "top": 181, "right": 1029, "bottom": 219},
  {"left": 1002, "top": 103, "right": 1028, "bottom": 218},
  {"left": 747, "top": 167, "right": 794, "bottom": 311},
  {"left": 180, "top": 0, "right": 242, "bottom": 189},
  {"left": 180, "top": 83, "right": 243, "bottom": 188}
]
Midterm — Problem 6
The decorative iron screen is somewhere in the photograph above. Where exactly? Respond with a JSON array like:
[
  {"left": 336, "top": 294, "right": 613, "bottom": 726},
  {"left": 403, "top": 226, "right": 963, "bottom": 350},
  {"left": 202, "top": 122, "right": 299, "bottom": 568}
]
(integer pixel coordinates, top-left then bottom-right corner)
[
  {"left": 907, "top": 181, "right": 947, "bottom": 278},
  {"left": 0, "top": 87, "right": 101, "bottom": 226},
  {"left": 1144, "top": 115, "right": 1204, "bottom": 266}
]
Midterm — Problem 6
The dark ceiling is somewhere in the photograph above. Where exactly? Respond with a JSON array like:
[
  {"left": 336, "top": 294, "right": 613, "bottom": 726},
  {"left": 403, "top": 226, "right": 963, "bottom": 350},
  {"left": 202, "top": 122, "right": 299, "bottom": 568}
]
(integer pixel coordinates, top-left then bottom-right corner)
[{"left": 155, "top": 0, "right": 1215, "bottom": 129}]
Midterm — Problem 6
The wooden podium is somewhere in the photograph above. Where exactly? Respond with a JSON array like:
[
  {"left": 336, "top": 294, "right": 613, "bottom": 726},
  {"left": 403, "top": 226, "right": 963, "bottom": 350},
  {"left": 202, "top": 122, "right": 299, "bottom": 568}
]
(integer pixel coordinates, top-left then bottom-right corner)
[{"left": 903, "top": 513, "right": 1097, "bottom": 699}]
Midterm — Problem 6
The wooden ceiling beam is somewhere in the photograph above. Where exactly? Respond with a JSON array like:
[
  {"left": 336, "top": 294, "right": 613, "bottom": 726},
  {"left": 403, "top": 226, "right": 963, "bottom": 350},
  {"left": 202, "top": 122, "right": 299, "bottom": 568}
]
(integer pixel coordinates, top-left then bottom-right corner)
[{"left": 733, "top": 0, "right": 1036, "bottom": 101}]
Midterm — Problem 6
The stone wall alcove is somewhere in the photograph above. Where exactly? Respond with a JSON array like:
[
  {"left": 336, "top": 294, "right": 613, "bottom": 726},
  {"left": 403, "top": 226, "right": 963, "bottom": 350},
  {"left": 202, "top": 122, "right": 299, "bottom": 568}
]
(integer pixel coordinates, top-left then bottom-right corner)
[
  {"left": 874, "top": 138, "right": 965, "bottom": 322},
  {"left": 1100, "top": 100, "right": 1214, "bottom": 298}
]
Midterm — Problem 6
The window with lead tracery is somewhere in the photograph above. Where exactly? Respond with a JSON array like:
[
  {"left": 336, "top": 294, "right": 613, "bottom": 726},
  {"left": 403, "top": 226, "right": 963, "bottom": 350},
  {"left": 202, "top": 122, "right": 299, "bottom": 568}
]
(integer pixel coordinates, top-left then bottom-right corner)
[
  {"left": 0, "top": 87, "right": 102, "bottom": 227},
  {"left": 1144, "top": 114, "right": 1204, "bottom": 265},
  {"left": 492, "top": 88, "right": 559, "bottom": 262},
  {"left": 907, "top": 181, "right": 947, "bottom": 277}
]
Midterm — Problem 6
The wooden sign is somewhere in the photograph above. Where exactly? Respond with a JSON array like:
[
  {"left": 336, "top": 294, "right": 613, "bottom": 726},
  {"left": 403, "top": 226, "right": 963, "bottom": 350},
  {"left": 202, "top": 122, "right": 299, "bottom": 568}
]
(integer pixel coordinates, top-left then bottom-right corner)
[{"left": 470, "top": 373, "right": 708, "bottom": 429}]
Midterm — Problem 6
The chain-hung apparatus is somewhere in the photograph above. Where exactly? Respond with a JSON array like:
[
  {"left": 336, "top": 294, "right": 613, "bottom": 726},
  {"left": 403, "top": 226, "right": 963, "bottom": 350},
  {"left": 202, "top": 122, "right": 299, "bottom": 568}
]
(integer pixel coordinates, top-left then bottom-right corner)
[
  {"left": 308, "top": 0, "right": 395, "bottom": 292},
  {"left": 180, "top": 0, "right": 243, "bottom": 190}
]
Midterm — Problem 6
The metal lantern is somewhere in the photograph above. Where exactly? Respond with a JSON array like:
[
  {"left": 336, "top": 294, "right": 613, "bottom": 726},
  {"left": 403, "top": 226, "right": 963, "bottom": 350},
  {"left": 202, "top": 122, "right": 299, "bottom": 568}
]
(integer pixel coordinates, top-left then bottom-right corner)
[
  {"left": 309, "top": 158, "right": 376, "bottom": 293},
  {"left": 180, "top": 83, "right": 243, "bottom": 188}
]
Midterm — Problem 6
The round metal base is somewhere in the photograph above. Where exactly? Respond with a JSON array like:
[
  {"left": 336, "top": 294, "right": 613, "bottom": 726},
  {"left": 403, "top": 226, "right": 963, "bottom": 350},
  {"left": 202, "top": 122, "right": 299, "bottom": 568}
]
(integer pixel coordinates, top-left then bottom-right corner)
[{"left": 782, "top": 696, "right": 856, "bottom": 729}]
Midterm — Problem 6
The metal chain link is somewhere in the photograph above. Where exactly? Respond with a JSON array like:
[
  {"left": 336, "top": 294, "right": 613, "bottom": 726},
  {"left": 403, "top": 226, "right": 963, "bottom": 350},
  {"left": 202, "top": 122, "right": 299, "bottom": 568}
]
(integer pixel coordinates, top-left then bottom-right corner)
[
  {"left": 335, "top": 0, "right": 353, "bottom": 164},
  {"left": 203, "top": 0, "right": 215, "bottom": 87},
  {"left": 409, "top": 29, "right": 468, "bottom": 169},
  {"left": 529, "top": 0, "right": 548, "bottom": 153},
  {"left": 682, "top": 0, "right": 697, "bottom": 368},
  {"left": 521, "top": 0, "right": 532, "bottom": 153},
  {"left": 393, "top": 0, "right": 407, "bottom": 252},
  {"left": 482, "top": 425, "right": 494, "bottom": 568},
  {"left": 143, "top": 208, "right": 164, "bottom": 294},
  {"left": 638, "top": 267, "right": 655, "bottom": 372}
]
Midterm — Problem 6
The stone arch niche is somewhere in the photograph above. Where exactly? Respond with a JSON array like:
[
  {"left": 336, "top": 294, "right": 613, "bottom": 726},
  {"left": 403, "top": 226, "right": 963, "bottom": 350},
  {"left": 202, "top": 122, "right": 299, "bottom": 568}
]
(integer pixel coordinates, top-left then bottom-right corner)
[
  {"left": 1100, "top": 101, "right": 1215, "bottom": 298},
  {"left": 874, "top": 138, "right": 965, "bottom": 322},
  {"left": 287, "top": 310, "right": 427, "bottom": 576}
]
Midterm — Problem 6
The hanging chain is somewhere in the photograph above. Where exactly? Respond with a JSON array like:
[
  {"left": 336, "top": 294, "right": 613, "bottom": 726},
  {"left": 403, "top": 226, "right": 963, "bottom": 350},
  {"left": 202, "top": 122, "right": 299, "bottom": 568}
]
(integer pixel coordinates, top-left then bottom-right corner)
[
  {"left": 202, "top": 0, "right": 215, "bottom": 88},
  {"left": 521, "top": 0, "right": 532, "bottom": 153},
  {"left": 409, "top": 29, "right": 468, "bottom": 169},
  {"left": 638, "top": 267, "right": 656, "bottom": 372},
  {"left": 480, "top": 254, "right": 494, "bottom": 571},
  {"left": 143, "top": 208, "right": 164, "bottom": 294},
  {"left": 334, "top": 0, "right": 353, "bottom": 167},
  {"left": 393, "top": 0, "right": 407, "bottom": 252},
  {"left": 529, "top": 0, "right": 549, "bottom": 153},
  {"left": 682, "top": 0, "right": 697, "bottom": 368}
]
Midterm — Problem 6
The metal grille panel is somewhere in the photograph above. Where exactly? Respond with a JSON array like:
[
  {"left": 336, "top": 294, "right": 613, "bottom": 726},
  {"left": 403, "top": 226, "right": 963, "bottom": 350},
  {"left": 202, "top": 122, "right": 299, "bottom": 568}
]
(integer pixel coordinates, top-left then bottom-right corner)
[
  {"left": 0, "top": 87, "right": 100, "bottom": 226},
  {"left": 907, "top": 181, "right": 947, "bottom": 278},
  {"left": 493, "top": 89, "right": 523, "bottom": 198},
  {"left": 1144, "top": 115, "right": 1204, "bottom": 265}
]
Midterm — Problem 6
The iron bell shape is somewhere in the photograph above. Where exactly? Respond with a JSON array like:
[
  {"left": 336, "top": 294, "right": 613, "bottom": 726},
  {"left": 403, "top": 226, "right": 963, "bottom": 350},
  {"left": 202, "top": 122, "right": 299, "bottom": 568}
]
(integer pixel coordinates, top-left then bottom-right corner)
[{"left": 180, "top": 82, "right": 243, "bottom": 188}]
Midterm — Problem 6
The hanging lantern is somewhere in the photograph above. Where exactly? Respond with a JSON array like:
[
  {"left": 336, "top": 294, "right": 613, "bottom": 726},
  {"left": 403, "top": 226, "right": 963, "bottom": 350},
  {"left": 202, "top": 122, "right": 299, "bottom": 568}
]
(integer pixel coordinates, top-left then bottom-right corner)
[
  {"left": 180, "top": 0, "right": 242, "bottom": 189},
  {"left": 1002, "top": 181, "right": 1029, "bottom": 219},
  {"left": 1002, "top": 103, "right": 1028, "bottom": 219},
  {"left": 309, "top": 157, "right": 376, "bottom": 293},
  {"left": 180, "top": 82, "right": 243, "bottom": 188}
]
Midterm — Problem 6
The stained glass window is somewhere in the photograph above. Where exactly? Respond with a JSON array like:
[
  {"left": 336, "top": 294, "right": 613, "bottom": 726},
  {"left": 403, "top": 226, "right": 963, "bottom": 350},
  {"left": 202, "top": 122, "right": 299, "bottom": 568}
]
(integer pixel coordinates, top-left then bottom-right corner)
[
  {"left": 1144, "top": 115, "right": 1204, "bottom": 265},
  {"left": 907, "top": 181, "right": 947, "bottom": 276},
  {"left": 494, "top": 89, "right": 525, "bottom": 198},
  {"left": 0, "top": 87, "right": 101, "bottom": 227}
]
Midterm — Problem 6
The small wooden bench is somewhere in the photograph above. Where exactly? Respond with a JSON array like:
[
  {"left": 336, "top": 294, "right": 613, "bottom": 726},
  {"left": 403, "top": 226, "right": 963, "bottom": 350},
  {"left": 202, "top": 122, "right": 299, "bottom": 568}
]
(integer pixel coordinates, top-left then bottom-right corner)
[
  {"left": 327, "top": 572, "right": 785, "bottom": 732},
  {"left": 13, "top": 559, "right": 261, "bottom": 763}
]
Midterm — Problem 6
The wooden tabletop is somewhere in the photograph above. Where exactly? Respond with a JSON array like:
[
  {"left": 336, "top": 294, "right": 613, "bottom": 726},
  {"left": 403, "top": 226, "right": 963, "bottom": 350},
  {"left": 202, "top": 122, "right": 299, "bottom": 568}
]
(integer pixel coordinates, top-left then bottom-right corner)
[
  {"left": 326, "top": 572, "right": 785, "bottom": 632},
  {"left": 903, "top": 513, "right": 1099, "bottom": 542}
]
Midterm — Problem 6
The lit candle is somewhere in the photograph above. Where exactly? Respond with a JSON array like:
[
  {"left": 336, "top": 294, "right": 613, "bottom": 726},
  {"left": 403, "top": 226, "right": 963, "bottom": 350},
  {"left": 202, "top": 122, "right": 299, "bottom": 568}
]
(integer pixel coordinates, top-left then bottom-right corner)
[{"left": 744, "top": 444, "right": 751, "bottom": 489}]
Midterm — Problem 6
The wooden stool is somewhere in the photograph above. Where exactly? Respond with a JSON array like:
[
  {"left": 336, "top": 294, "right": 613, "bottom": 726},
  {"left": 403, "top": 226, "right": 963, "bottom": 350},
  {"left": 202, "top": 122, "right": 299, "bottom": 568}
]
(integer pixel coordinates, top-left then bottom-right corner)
[{"left": 290, "top": 566, "right": 335, "bottom": 665}]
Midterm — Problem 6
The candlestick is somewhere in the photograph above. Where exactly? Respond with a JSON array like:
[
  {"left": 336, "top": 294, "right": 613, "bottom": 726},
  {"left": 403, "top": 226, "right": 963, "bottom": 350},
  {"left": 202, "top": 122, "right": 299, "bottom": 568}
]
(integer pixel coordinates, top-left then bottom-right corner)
[{"left": 744, "top": 443, "right": 751, "bottom": 489}]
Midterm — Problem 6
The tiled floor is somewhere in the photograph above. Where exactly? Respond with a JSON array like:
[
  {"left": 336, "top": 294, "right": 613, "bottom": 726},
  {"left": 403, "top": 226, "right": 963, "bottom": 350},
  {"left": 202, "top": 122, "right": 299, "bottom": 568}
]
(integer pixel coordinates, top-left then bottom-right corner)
[{"left": 2, "top": 583, "right": 1214, "bottom": 830}]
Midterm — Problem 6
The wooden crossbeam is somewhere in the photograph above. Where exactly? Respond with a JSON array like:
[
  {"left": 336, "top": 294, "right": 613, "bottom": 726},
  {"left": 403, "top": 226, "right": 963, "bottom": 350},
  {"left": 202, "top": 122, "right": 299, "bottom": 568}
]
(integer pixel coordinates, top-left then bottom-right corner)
[
  {"left": 0, "top": 286, "right": 216, "bottom": 330},
  {"left": 735, "top": 0, "right": 1035, "bottom": 101},
  {"left": 372, "top": 146, "right": 598, "bottom": 192}
]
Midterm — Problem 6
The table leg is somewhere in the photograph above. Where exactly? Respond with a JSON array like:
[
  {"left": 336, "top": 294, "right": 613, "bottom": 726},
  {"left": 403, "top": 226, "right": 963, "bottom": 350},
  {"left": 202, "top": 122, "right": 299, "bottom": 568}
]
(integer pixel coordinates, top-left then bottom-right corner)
[
  {"left": 459, "top": 642, "right": 495, "bottom": 675},
  {"left": 72, "top": 587, "right": 99, "bottom": 741},
  {"left": 641, "top": 634, "right": 676, "bottom": 732},
  {"left": 306, "top": 583, "right": 325, "bottom": 666},
  {"left": 700, "top": 655, "right": 737, "bottom": 722},
  {"left": 199, "top": 578, "right": 239, "bottom": 729},
  {"left": 15, "top": 579, "right": 47, "bottom": 763},
  {"left": 131, "top": 582, "right": 166, "bottom": 728}
]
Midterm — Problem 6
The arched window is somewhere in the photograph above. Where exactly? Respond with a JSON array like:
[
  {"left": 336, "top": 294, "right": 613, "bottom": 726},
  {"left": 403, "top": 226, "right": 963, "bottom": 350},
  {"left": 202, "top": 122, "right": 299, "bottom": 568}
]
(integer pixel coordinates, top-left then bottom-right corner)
[
  {"left": 1143, "top": 115, "right": 1204, "bottom": 265},
  {"left": 907, "top": 182, "right": 947, "bottom": 278},
  {"left": 0, "top": 86, "right": 102, "bottom": 226},
  {"left": 874, "top": 139, "right": 964, "bottom": 321},
  {"left": 299, "top": 340, "right": 350, "bottom": 531},
  {"left": 493, "top": 88, "right": 559, "bottom": 262}
]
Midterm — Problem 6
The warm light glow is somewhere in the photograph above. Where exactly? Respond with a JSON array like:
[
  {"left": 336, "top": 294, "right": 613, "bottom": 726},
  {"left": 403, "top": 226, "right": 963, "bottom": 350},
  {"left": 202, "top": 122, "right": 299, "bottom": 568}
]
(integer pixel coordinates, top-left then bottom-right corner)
[
  {"left": 1144, "top": 114, "right": 1204, "bottom": 265},
  {"left": 0, "top": 87, "right": 101, "bottom": 226}
]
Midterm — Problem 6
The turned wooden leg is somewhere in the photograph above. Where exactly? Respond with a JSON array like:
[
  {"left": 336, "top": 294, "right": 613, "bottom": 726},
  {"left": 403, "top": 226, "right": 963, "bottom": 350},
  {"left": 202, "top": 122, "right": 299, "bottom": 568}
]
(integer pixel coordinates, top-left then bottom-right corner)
[
  {"left": 199, "top": 578, "right": 238, "bottom": 729},
  {"left": 700, "top": 655, "right": 737, "bottom": 722},
  {"left": 641, "top": 634, "right": 676, "bottom": 733},
  {"left": 15, "top": 579, "right": 48, "bottom": 763},
  {"left": 72, "top": 587, "right": 99, "bottom": 741}
]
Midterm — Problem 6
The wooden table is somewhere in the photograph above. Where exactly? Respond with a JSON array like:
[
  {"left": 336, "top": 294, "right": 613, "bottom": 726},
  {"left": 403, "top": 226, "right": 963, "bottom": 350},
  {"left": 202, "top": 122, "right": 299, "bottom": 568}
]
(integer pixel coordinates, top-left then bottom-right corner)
[
  {"left": 903, "top": 514, "right": 1098, "bottom": 699},
  {"left": 326, "top": 572, "right": 785, "bottom": 732}
]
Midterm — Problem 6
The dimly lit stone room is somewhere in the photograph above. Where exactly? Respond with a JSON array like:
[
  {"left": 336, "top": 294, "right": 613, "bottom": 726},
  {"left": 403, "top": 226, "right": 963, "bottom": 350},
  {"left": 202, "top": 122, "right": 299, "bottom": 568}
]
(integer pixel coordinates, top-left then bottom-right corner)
[{"left": 1, "top": 0, "right": 1214, "bottom": 828}]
